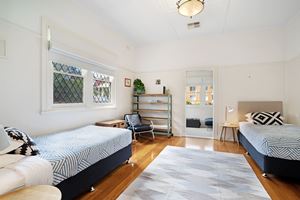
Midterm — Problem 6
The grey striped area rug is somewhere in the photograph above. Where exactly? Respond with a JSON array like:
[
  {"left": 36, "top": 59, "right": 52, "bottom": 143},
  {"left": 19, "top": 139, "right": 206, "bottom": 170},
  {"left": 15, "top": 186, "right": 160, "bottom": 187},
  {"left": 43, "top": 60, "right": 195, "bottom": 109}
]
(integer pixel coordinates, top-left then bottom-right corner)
[{"left": 118, "top": 146, "right": 270, "bottom": 200}]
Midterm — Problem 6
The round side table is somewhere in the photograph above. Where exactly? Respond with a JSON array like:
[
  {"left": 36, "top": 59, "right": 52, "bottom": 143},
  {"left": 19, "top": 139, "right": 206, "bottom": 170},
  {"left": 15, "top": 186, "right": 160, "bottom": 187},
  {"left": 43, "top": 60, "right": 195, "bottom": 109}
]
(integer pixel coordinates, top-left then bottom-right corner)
[
  {"left": 219, "top": 123, "right": 239, "bottom": 144},
  {"left": 0, "top": 185, "right": 61, "bottom": 200}
]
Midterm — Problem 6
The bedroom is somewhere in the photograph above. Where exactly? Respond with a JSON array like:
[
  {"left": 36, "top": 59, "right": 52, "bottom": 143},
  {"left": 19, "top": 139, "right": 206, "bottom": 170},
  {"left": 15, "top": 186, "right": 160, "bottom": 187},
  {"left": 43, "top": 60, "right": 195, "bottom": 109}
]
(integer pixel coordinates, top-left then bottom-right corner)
[{"left": 0, "top": 0, "right": 300, "bottom": 199}]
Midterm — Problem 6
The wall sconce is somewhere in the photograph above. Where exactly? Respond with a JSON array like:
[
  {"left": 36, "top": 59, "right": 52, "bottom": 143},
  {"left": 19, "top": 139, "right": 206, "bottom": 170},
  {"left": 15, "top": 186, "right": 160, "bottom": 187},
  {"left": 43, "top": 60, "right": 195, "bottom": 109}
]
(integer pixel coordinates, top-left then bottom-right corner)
[{"left": 47, "top": 26, "right": 52, "bottom": 50}]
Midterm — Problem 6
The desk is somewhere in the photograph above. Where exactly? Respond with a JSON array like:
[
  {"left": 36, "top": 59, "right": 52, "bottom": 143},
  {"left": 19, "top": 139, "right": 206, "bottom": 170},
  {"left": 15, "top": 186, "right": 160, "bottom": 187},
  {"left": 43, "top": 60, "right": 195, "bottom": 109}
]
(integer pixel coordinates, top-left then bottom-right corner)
[{"left": 95, "top": 120, "right": 126, "bottom": 128}]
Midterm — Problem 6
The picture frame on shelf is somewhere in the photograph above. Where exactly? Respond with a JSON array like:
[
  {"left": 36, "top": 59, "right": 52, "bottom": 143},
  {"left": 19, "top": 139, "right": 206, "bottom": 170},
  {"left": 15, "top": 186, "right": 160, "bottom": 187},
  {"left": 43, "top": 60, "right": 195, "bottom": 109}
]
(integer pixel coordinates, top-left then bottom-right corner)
[{"left": 124, "top": 78, "right": 131, "bottom": 87}]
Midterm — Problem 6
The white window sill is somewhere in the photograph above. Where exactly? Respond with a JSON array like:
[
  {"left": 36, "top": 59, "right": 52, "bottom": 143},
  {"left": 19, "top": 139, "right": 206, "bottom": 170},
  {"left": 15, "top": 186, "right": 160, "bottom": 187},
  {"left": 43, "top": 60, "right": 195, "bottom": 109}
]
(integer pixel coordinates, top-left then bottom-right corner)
[
  {"left": 41, "top": 104, "right": 117, "bottom": 115},
  {"left": 185, "top": 104, "right": 213, "bottom": 108}
]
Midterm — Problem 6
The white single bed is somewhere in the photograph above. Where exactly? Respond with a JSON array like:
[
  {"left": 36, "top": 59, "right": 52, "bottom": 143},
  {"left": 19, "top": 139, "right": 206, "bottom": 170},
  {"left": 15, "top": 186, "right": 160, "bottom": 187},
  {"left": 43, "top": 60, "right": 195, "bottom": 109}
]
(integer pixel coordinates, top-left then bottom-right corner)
[
  {"left": 0, "top": 125, "right": 132, "bottom": 199},
  {"left": 239, "top": 122, "right": 300, "bottom": 160},
  {"left": 34, "top": 125, "right": 132, "bottom": 185},
  {"left": 238, "top": 101, "right": 300, "bottom": 179}
]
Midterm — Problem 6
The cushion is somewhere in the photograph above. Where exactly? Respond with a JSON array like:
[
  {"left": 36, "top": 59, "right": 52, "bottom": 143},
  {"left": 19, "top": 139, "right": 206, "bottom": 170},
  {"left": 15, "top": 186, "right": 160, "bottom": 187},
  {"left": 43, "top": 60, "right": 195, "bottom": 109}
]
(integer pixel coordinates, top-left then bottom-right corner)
[
  {"left": 128, "top": 124, "right": 152, "bottom": 132},
  {"left": 186, "top": 118, "right": 201, "bottom": 128},
  {"left": 4, "top": 127, "right": 40, "bottom": 156},
  {"left": 250, "top": 112, "right": 283, "bottom": 125},
  {"left": 0, "top": 154, "right": 24, "bottom": 168},
  {"left": 125, "top": 114, "right": 142, "bottom": 126},
  {"left": 245, "top": 113, "right": 251, "bottom": 120},
  {"left": 134, "top": 125, "right": 153, "bottom": 132},
  {"left": 0, "top": 125, "right": 23, "bottom": 155}
]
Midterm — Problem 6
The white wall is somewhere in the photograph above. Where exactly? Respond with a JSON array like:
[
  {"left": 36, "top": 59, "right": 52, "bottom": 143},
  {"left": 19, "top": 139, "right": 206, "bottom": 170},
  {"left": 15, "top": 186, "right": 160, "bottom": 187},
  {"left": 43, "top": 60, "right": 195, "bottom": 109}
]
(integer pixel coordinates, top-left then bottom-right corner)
[
  {"left": 219, "top": 63, "right": 285, "bottom": 123},
  {"left": 135, "top": 28, "right": 286, "bottom": 138},
  {"left": 0, "top": 0, "right": 136, "bottom": 136},
  {"left": 137, "top": 63, "right": 285, "bottom": 137},
  {"left": 284, "top": 11, "right": 300, "bottom": 125},
  {"left": 285, "top": 56, "right": 300, "bottom": 125},
  {"left": 135, "top": 28, "right": 285, "bottom": 72},
  {"left": 285, "top": 12, "right": 300, "bottom": 60},
  {"left": 136, "top": 71, "right": 185, "bottom": 135}
]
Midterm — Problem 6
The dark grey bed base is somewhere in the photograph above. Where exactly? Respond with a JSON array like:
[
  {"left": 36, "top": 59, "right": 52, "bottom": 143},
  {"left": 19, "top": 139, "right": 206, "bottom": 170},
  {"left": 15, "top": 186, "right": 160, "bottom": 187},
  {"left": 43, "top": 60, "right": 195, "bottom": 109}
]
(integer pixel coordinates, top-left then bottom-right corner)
[
  {"left": 238, "top": 131, "right": 300, "bottom": 179},
  {"left": 56, "top": 144, "right": 132, "bottom": 200}
]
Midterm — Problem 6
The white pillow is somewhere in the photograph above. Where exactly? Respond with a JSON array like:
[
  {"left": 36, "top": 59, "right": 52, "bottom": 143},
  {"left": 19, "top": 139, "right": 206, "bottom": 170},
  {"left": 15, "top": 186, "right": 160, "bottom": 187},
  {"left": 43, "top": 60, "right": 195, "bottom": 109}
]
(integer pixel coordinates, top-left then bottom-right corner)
[
  {"left": 245, "top": 113, "right": 251, "bottom": 119},
  {"left": 0, "top": 125, "right": 23, "bottom": 155},
  {"left": 0, "top": 154, "right": 25, "bottom": 168}
]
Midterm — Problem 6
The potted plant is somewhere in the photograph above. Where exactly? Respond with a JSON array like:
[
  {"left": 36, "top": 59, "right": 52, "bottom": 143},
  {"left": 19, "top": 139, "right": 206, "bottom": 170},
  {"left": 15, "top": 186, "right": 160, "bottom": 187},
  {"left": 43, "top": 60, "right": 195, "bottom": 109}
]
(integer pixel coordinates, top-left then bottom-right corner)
[{"left": 133, "top": 79, "right": 145, "bottom": 94}]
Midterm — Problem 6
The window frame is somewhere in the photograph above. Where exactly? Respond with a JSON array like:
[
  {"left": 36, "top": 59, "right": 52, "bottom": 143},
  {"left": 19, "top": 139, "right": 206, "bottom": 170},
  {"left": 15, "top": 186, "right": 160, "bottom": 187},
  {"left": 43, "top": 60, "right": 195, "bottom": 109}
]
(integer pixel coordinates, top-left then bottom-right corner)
[
  {"left": 42, "top": 48, "right": 117, "bottom": 113},
  {"left": 52, "top": 61, "right": 86, "bottom": 106},
  {"left": 91, "top": 71, "right": 115, "bottom": 106}
]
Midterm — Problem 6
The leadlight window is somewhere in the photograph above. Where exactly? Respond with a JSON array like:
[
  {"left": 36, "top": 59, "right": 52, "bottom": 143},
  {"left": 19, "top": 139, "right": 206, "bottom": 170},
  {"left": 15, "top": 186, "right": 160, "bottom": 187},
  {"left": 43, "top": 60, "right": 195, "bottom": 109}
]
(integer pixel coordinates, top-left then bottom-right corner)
[
  {"left": 92, "top": 72, "right": 113, "bottom": 104},
  {"left": 52, "top": 62, "right": 84, "bottom": 104}
]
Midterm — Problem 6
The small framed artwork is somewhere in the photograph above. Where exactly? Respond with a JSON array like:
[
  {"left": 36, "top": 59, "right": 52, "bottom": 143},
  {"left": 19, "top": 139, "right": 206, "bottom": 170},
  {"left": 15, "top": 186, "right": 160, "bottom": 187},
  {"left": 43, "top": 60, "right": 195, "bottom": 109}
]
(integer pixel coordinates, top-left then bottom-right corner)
[
  {"left": 124, "top": 78, "right": 131, "bottom": 87},
  {"left": 156, "top": 79, "right": 161, "bottom": 85}
]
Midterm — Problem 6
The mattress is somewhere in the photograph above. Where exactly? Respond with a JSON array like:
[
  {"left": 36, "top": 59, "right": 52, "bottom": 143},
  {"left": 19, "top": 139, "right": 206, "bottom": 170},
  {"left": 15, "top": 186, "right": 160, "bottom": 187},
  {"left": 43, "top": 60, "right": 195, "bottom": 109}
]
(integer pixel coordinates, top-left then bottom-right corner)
[
  {"left": 34, "top": 125, "right": 132, "bottom": 185},
  {"left": 239, "top": 122, "right": 300, "bottom": 160}
]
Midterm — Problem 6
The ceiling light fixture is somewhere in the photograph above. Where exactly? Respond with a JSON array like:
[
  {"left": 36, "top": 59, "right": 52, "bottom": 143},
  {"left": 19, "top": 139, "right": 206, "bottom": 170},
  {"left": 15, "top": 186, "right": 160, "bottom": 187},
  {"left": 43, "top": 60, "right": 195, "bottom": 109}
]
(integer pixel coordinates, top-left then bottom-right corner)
[{"left": 176, "top": 0, "right": 205, "bottom": 18}]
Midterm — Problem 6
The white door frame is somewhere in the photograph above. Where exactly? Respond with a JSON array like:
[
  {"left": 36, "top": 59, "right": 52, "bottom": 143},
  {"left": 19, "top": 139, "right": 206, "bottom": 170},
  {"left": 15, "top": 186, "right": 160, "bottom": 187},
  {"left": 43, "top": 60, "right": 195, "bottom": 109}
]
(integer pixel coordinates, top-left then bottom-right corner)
[{"left": 183, "top": 67, "right": 219, "bottom": 139}]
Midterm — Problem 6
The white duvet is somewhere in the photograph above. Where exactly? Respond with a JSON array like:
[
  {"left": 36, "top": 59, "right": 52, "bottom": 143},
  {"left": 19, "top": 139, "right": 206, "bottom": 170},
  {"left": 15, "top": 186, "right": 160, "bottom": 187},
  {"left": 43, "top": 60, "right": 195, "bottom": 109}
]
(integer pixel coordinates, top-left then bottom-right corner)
[{"left": 0, "top": 156, "right": 53, "bottom": 195}]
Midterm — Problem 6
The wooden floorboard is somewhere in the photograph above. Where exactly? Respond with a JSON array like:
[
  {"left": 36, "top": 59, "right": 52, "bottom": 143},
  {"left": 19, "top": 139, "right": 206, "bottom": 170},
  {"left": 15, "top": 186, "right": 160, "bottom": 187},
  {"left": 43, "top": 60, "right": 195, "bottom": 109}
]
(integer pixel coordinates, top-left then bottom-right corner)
[{"left": 78, "top": 136, "right": 300, "bottom": 200}]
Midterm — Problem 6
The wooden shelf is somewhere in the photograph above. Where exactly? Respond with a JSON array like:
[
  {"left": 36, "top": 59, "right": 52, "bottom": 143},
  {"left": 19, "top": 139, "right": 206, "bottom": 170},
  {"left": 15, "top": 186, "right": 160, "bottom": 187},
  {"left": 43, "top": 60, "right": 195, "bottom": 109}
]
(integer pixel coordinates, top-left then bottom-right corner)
[
  {"left": 132, "top": 93, "right": 172, "bottom": 137},
  {"left": 133, "top": 102, "right": 169, "bottom": 105},
  {"left": 142, "top": 117, "right": 169, "bottom": 121},
  {"left": 154, "top": 128, "right": 172, "bottom": 133},
  {"left": 133, "top": 109, "right": 169, "bottom": 113},
  {"left": 153, "top": 124, "right": 169, "bottom": 130},
  {"left": 133, "top": 94, "right": 171, "bottom": 97}
]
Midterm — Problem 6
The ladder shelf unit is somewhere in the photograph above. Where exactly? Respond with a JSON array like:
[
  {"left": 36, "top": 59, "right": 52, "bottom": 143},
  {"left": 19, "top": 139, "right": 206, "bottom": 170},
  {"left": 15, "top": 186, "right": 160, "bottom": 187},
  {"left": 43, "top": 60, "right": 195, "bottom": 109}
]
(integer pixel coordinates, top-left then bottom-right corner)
[{"left": 133, "top": 94, "right": 172, "bottom": 137}]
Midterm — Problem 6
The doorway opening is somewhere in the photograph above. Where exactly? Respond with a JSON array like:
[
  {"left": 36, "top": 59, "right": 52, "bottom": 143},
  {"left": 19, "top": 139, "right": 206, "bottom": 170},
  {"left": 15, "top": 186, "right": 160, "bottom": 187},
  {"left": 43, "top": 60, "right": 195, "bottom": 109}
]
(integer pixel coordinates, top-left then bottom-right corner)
[{"left": 185, "top": 70, "right": 214, "bottom": 138}]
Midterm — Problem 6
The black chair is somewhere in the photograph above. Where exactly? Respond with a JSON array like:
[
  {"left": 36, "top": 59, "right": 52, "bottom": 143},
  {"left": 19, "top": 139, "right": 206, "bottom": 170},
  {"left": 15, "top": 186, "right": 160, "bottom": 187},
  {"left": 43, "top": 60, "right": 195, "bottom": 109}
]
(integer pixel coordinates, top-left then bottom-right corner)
[{"left": 124, "top": 114, "right": 155, "bottom": 140}]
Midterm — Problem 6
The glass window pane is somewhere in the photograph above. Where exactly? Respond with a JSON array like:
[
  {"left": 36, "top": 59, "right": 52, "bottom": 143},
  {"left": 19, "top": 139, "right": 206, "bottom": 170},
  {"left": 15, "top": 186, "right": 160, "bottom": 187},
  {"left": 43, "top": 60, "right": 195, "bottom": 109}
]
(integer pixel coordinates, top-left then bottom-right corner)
[
  {"left": 93, "top": 72, "right": 112, "bottom": 104},
  {"left": 53, "top": 72, "right": 83, "bottom": 104},
  {"left": 52, "top": 61, "right": 82, "bottom": 76}
]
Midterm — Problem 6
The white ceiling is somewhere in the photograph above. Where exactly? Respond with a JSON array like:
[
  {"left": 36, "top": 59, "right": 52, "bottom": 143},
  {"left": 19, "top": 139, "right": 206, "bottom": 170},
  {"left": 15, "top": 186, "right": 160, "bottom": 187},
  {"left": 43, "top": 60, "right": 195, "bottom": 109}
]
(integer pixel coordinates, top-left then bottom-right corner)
[{"left": 77, "top": 0, "right": 300, "bottom": 46}]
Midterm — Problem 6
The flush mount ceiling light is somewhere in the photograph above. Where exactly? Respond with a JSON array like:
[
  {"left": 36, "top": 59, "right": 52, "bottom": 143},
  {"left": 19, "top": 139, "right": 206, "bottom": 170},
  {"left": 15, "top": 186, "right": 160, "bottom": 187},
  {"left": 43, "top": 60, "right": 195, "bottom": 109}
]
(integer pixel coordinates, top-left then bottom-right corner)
[{"left": 176, "top": 0, "right": 204, "bottom": 18}]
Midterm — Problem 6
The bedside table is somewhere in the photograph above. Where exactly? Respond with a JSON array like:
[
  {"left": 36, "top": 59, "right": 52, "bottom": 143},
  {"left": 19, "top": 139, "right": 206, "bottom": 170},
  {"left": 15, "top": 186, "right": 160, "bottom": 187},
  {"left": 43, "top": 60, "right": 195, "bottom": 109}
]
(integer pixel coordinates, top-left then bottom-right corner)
[
  {"left": 95, "top": 120, "right": 126, "bottom": 128},
  {"left": 0, "top": 185, "right": 61, "bottom": 200},
  {"left": 219, "top": 123, "right": 239, "bottom": 144}
]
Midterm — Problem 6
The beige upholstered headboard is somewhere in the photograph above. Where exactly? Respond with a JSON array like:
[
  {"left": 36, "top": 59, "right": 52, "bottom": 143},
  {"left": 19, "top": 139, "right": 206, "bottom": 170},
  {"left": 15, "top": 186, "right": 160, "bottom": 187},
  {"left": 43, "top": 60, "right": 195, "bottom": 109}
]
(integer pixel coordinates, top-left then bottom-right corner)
[{"left": 238, "top": 101, "right": 283, "bottom": 122}]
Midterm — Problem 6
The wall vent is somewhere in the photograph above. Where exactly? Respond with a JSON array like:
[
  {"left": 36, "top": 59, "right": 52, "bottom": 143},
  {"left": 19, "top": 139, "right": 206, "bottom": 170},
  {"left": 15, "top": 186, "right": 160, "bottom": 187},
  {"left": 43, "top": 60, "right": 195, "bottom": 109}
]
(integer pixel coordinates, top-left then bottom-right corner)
[{"left": 187, "top": 22, "right": 200, "bottom": 30}]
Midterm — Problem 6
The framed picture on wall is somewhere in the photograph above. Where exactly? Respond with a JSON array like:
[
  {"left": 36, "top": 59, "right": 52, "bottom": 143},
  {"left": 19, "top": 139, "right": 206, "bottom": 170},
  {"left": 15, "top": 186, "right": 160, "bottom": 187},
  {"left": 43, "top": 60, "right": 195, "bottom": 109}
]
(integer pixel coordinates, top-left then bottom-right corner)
[{"left": 124, "top": 78, "right": 131, "bottom": 87}]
